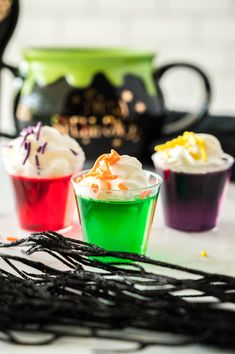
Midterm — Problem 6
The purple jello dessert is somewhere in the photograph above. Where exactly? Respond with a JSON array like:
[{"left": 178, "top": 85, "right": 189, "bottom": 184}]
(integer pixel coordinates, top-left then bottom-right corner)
[
  {"left": 155, "top": 162, "right": 232, "bottom": 232},
  {"left": 152, "top": 132, "right": 234, "bottom": 232}
]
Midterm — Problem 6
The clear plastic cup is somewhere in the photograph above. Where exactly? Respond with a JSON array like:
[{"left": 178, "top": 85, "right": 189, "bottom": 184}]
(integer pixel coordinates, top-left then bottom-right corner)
[
  {"left": 72, "top": 170, "right": 162, "bottom": 260},
  {"left": 153, "top": 154, "right": 234, "bottom": 232},
  {"left": 10, "top": 172, "right": 76, "bottom": 231}
]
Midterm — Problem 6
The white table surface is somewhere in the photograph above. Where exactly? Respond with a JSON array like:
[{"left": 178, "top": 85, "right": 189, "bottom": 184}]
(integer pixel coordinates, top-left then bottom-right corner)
[{"left": 0, "top": 159, "right": 234, "bottom": 354}]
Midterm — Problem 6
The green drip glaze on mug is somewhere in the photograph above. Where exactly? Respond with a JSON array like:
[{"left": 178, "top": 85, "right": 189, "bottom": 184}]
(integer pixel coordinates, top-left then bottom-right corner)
[{"left": 20, "top": 47, "right": 157, "bottom": 96}]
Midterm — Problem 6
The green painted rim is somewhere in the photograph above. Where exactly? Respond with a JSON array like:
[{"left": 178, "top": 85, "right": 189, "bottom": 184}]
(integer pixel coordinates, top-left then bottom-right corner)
[
  {"left": 21, "top": 47, "right": 157, "bottom": 96},
  {"left": 23, "top": 47, "right": 155, "bottom": 61}
]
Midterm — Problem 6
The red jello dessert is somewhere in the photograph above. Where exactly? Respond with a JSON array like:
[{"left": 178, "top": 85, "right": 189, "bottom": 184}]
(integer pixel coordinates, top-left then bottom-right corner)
[
  {"left": 2, "top": 123, "right": 85, "bottom": 231},
  {"left": 11, "top": 174, "right": 75, "bottom": 231}
]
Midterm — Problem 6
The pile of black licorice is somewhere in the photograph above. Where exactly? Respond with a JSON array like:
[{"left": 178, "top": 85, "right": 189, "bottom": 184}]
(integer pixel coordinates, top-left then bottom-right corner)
[{"left": 0, "top": 231, "right": 234, "bottom": 351}]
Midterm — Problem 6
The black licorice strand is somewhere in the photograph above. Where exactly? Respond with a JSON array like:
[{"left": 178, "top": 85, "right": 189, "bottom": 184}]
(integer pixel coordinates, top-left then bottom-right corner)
[{"left": 0, "top": 231, "right": 234, "bottom": 350}]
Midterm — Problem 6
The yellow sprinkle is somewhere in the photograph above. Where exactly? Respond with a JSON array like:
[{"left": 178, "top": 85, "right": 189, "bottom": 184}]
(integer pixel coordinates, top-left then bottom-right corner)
[
  {"left": 201, "top": 250, "right": 208, "bottom": 257},
  {"left": 154, "top": 131, "right": 207, "bottom": 161}
]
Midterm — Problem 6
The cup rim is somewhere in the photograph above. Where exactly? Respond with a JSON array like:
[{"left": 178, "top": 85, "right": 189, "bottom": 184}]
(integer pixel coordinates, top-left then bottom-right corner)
[
  {"left": 152, "top": 152, "right": 234, "bottom": 174},
  {"left": 223, "top": 153, "right": 234, "bottom": 168},
  {"left": 8, "top": 172, "right": 74, "bottom": 180},
  {"left": 71, "top": 169, "right": 162, "bottom": 193}
]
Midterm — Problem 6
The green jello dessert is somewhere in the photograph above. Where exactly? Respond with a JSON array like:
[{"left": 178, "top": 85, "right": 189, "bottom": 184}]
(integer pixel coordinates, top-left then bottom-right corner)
[
  {"left": 77, "top": 194, "right": 158, "bottom": 262},
  {"left": 72, "top": 150, "right": 161, "bottom": 262}
]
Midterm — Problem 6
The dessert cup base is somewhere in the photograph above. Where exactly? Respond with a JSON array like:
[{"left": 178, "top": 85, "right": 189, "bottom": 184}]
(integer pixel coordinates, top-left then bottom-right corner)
[
  {"left": 55, "top": 223, "right": 75, "bottom": 234},
  {"left": 166, "top": 223, "right": 218, "bottom": 233},
  {"left": 19, "top": 223, "right": 74, "bottom": 233},
  {"left": 87, "top": 254, "right": 141, "bottom": 264}
]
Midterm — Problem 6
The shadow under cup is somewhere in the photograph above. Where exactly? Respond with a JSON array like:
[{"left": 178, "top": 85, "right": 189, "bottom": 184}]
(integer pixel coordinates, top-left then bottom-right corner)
[
  {"left": 154, "top": 154, "right": 234, "bottom": 232},
  {"left": 10, "top": 174, "right": 75, "bottom": 231},
  {"left": 72, "top": 171, "right": 162, "bottom": 261}
]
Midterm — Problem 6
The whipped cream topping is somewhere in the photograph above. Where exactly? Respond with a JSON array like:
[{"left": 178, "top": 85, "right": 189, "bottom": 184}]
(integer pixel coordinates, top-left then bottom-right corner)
[
  {"left": 73, "top": 150, "right": 151, "bottom": 201},
  {"left": 152, "top": 132, "right": 228, "bottom": 173},
  {"left": 2, "top": 123, "right": 85, "bottom": 177}
]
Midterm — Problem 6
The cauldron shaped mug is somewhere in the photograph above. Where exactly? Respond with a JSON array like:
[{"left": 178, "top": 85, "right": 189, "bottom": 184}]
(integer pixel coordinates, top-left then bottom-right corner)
[{"left": 0, "top": 48, "right": 211, "bottom": 163}]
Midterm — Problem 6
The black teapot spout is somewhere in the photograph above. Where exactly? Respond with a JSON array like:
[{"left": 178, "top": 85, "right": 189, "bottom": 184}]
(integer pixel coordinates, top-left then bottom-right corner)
[
  {"left": 0, "top": 0, "right": 20, "bottom": 138},
  {"left": 0, "top": 0, "right": 19, "bottom": 60}
]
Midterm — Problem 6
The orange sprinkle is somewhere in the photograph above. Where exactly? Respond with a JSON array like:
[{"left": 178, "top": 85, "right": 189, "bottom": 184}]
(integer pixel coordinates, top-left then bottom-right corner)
[
  {"left": 7, "top": 236, "right": 18, "bottom": 242},
  {"left": 140, "top": 190, "right": 151, "bottom": 199},
  {"left": 109, "top": 149, "right": 120, "bottom": 165},
  {"left": 106, "top": 182, "right": 111, "bottom": 190},
  {"left": 89, "top": 153, "right": 107, "bottom": 174},
  {"left": 99, "top": 174, "right": 118, "bottom": 180},
  {"left": 75, "top": 176, "right": 82, "bottom": 183},
  {"left": 103, "top": 158, "right": 111, "bottom": 174},
  {"left": 118, "top": 183, "right": 128, "bottom": 191},
  {"left": 76, "top": 150, "right": 121, "bottom": 185},
  {"left": 91, "top": 183, "right": 99, "bottom": 193}
]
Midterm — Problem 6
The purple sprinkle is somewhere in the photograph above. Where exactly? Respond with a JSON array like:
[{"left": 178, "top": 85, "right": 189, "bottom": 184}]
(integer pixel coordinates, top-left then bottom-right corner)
[
  {"left": 41, "top": 142, "right": 47, "bottom": 154},
  {"left": 22, "top": 142, "right": 31, "bottom": 165},
  {"left": 35, "top": 122, "right": 42, "bottom": 141},
  {"left": 21, "top": 132, "right": 31, "bottom": 145},
  {"left": 20, "top": 126, "right": 35, "bottom": 146},
  {"left": 20, "top": 126, "right": 34, "bottom": 136},
  {"left": 37, "top": 142, "right": 47, "bottom": 154},
  {"left": 70, "top": 149, "right": 79, "bottom": 156},
  {"left": 35, "top": 154, "right": 40, "bottom": 169}
]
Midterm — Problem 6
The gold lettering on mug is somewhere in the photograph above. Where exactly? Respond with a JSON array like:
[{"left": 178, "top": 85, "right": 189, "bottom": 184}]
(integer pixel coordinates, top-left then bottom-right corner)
[
  {"left": 0, "top": 0, "right": 12, "bottom": 22},
  {"left": 89, "top": 116, "right": 97, "bottom": 125},
  {"left": 135, "top": 101, "right": 146, "bottom": 113},
  {"left": 118, "top": 100, "right": 129, "bottom": 118},
  {"left": 112, "top": 138, "right": 122, "bottom": 148},
  {"left": 102, "top": 115, "right": 115, "bottom": 125},
  {"left": 82, "top": 137, "right": 90, "bottom": 145},
  {"left": 51, "top": 114, "right": 141, "bottom": 147},
  {"left": 121, "top": 90, "right": 133, "bottom": 102}
]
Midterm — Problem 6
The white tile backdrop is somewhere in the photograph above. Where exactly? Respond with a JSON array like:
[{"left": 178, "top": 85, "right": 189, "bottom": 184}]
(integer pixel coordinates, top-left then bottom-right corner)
[{"left": 1, "top": 0, "right": 235, "bottom": 133}]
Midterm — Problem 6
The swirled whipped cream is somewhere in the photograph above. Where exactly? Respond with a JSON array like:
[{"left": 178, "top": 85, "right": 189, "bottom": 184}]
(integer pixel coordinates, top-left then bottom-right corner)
[
  {"left": 152, "top": 132, "right": 227, "bottom": 173},
  {"left": 2, "top": 123, "right": 85, "bottom": 177},
  {"left": 73, "top": 150, "right": 149, "bottom": 201}
]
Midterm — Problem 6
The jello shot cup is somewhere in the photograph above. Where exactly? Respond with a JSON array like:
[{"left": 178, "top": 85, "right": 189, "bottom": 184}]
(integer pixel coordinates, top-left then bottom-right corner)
[
  {"left": 152, "top": 132, "right": 234, "bottom": 232},
  {"left": 154, "top": 155, "right": 233, "bottom": 232},
  {"left": 2, "top": 124, "right": 85, "bottom": 232},
  {"left": 10, "top": 171, "right": 75, "bottom": 231},
  {"left": 72, "top": 170, "right": 162, "bottom": 259}
]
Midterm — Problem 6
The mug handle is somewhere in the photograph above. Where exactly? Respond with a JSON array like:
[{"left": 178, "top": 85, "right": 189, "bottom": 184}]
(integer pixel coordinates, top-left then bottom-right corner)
[
  {"left": 154, "top": 62, "right": 212, "bottom": 135},
  {"left": 0, "top": 61, "right": 19, "bottom": 138}
]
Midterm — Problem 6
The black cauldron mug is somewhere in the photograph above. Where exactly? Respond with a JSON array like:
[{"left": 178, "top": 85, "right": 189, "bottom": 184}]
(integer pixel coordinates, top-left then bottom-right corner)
[{"left": 0, "top": 47, "right": 211, "bottom": 163}]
